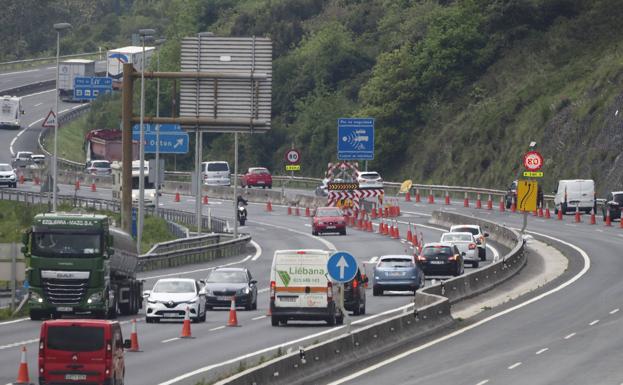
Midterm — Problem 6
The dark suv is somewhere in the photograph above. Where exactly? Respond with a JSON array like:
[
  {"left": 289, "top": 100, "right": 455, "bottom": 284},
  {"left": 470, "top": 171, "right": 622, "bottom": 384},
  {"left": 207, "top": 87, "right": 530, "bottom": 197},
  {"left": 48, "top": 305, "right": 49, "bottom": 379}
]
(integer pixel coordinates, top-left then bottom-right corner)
[
  {"left": 343, "top": 268, "right": 367, "bottom": 315},
  {"left": 602, "top": 191, "right": 623, "bottom": 221}
]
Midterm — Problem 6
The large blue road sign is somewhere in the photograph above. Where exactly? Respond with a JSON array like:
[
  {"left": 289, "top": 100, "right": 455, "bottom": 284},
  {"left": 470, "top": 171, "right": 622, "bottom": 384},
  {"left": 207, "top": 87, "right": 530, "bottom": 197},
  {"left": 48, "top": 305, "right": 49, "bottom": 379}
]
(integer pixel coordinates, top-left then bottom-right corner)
[
  {"left": 337, "top": 118, "right": 374, "bottom": 160},
  {"left": 327, "top": 252, "right": 358, "bottom": 283},
  {"left": 132, "top": 132, "right": 189, "bottom": 154},
  {"left": 132, "top": 123, "right": 182, "bottom": 133},
  {"left": 74, "top": 77, "right": 113, "bottom": 100}
]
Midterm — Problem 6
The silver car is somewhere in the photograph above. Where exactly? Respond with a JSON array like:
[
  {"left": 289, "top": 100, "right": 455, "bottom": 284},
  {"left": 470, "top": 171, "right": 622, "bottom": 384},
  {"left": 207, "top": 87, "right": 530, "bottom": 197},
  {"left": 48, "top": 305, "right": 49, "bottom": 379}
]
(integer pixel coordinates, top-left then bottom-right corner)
[
  {"left": 144, "top": 278, "right": 207, "bottom": 323},
  {"left": 440, "top": 232, "right": 480, "bottom": 267}
]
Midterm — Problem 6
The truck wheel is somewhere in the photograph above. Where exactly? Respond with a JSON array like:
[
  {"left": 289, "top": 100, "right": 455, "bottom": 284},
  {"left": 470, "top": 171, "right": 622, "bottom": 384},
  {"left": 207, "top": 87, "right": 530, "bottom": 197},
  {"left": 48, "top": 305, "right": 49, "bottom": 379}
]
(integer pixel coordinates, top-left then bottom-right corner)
[
  {"left": 373, "top": 287, "right": 383, "bottom": 296},
  {"left": 29, "top": 310, "right": 44, "bottom": 321},
  {"left": 271, "top": 316, "right": 279, "bottom": 327}
]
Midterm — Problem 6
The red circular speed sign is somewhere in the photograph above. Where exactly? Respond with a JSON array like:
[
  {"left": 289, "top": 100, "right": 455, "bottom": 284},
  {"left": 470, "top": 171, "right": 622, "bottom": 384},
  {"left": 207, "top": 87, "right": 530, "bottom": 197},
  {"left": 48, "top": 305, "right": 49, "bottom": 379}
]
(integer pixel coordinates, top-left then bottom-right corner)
[
  {"left": 284, "top": 148, "right": 301, "bottom": 165},
  {"left": 523, "top": 151, "right": 543, "bottom": 171}
]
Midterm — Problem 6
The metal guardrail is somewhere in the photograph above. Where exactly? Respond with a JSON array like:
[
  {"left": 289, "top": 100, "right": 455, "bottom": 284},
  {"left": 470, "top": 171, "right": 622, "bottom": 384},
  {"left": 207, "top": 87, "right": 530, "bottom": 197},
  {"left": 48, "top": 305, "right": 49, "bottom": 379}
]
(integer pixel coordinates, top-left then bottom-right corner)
[
  {"left": 37, "top": 104, "right": 91, "bottom": 170},
  {"left": 0, "top": 52, "right": 101, "bottom": 70}
]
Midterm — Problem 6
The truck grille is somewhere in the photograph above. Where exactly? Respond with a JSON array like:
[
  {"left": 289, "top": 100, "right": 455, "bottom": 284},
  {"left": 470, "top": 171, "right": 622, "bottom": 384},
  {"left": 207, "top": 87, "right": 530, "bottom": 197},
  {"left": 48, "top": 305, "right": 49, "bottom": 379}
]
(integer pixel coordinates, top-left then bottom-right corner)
[{"left": 42, "top": 278, "right": 89, "bottom": 305}]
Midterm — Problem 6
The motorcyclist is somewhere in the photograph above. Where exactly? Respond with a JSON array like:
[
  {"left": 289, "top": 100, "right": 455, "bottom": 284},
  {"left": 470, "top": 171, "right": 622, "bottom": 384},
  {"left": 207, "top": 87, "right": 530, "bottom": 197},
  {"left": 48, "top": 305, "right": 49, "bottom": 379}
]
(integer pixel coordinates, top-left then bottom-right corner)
[{"left": 237, "top": 195, "right": 248, "bottom": 206}]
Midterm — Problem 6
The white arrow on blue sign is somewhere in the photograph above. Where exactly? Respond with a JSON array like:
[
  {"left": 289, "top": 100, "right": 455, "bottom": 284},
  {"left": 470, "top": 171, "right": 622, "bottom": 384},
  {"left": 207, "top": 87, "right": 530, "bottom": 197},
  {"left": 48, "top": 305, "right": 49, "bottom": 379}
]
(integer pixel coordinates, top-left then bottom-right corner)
[
  {"left": 131, "top": 132, "right": 189, "bottom": 154},
  {"left": 327, "top": 251, "right": 358, "bottom": 283}
]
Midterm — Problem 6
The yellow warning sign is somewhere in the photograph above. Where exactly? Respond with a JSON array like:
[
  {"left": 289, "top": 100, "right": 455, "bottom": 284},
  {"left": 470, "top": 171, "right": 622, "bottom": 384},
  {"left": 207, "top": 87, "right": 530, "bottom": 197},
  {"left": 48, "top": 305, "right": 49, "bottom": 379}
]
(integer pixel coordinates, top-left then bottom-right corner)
[
  {"left": 517, "top": 180, "right": 538, "bottom": 212},
  {"left": 523, "top": 171, "right": 543, "bottom": 178},
  {"left": 399, "top": 180, "right": 413, "bottom": 194},
  {"left": 285, "top": 165, "right": 301, "bottom": 171},
  {"left": 336, "top": 198, "right": 354, "bottom": 209}
]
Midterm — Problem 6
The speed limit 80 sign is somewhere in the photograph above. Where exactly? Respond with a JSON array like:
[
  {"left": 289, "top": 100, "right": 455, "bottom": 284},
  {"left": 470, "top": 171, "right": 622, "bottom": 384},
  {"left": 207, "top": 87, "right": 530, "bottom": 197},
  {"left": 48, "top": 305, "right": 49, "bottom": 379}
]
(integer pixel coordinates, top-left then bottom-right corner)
[
  {"left": 285, "top": 148, "right": 301, "bottom": 165},
  {"left": 523, "top": 151, "right": 543, "bottom": 171}
]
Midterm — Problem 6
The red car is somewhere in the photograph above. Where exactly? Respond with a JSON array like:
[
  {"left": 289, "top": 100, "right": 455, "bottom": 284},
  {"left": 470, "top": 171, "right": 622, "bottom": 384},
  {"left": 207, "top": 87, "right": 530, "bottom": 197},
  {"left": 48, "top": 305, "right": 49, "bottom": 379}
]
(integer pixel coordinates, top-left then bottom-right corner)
[
  {"left": 240, "top": 167, "right": 272, "bottom": 188},
  {"left": 312, "top": 207, "right": 347, "bottom": 236}
]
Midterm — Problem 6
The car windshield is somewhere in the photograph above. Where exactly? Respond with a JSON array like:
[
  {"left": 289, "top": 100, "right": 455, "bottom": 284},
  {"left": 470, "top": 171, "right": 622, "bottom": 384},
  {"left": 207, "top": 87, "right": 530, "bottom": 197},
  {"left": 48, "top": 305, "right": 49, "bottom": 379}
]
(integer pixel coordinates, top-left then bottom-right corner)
[
  {"left": 423, "top": 246, "right": 454, "bottom": 257},
  {"left": 18, "top": 153, "right": 32, "bottom": 159},
  {"left": 131, "top": 176, "right": 155, "bottom": 189},
  {"left": 316, "top": 208, "right": 342, "bottom": 217},
  {"left": 207, "top": 270, "right": 247, "bottom": 283},
  {"left": 47, "top": 326, "right": 104, "bottom": 352},
  {"left": 152, "top": 281, "right": 195, "bottom": 293},
  {"left": 92, "top": 161, "right": 110, "bottom": 168},
  {"left": 32, "top": 232, "right": 102, "bottom": 257},
  {"left": 251, "top": 168, "right": 268, "bottom": 174},
  {"left": 207, "top": 163, "right": 228, "bottom": 171},
  {"left": 441, "top": 233, "right": 473, "bottom": 242},
  {"left": 378, "top": 257, "right": 413, "bottom": 267},
  {"left": 360, "top": 173, "right": 380, "bottom": 179},
  {"left": 614, "top": 194, "right": 623, "bottom": 204},
  {"left": 0, "top": 164, "right": 12, "bottom": 171},
  {"left": 452, "top": 227, "right": 479, "bottom": 235}
]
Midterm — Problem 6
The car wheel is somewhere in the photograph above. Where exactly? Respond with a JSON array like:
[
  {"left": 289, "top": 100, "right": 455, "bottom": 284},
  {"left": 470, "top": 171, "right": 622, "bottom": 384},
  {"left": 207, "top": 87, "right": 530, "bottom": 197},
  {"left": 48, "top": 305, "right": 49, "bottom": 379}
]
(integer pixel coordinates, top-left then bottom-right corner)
[
  {"left": 206, "top": 305, "right": 213, "bottom": 311},
  {"left": 200, "top": 309, "right": 207, "bottom": 322},
  {"left": 145, "top": 316, "right": 152, "bottom": 323},
  {"left": 245, "top": 301, "right": 253, "bottom": 311},
  {"left": 312, "top": 230, "right": 318, "bottom": 236},
  {"left": 29, "top": 310, "right": 44, "bottom": 321},
  {"left": 279, "top": 319, "right": 288, "bottom": 326},
  {"left": 479, "top": 248, "right": 486, "bottom": 260},
  {"left": 360, "top": 301, "right": 366, "bottom": 315},
  {"left": 473, "top": 261, "right": 479, "bottom": 268},
  {"left": 336, "top": 313, "right": 344, "bottom": 325},
  {"left": 353, "top": 300, "right": 361, "bottom": 316},
  {"left": 340, "top": 229, "right": 346, "bottom": 235},
  {"left": 268, "top": 185, "right": 272, "bottom": 189},
  {"left": 271, "top": 316, "right": 279, "bottom": 327},
  {"left": 372, "top": 287, "right": 383, "bottom": 296},
  {"left": 326, "top": 313, "right": 336, "bottom": 326}
]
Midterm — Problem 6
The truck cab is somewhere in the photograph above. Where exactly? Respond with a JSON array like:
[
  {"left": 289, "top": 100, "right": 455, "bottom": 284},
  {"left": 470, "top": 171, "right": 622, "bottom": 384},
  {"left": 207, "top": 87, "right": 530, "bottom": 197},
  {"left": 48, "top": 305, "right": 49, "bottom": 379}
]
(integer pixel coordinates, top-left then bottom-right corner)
[{"left": 111, "top": 160, "right": 156, "bottom": 206}]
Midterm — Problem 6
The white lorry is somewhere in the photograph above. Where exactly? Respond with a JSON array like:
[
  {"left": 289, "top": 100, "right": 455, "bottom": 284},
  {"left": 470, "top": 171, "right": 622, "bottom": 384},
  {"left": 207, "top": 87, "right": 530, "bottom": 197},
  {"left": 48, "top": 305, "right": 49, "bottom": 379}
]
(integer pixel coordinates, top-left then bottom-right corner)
[
  {"left": 0, "top": 95, "right": 24, "bottom": 129},
  {"left": 111, "top": 160, "right": 156, "bottom": 206},
  {"left": 58, "top": 59, "right": 96, "bottom": 102},
  {"left": 107, "top": 46, "right": 155, "bottom": 89}
]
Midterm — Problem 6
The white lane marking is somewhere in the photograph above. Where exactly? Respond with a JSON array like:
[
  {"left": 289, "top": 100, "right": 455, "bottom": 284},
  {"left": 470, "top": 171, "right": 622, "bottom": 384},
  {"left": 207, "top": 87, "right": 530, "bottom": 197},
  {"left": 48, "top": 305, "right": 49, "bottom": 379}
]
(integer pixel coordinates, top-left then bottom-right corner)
[
  {"left": 475, "top": 380, "right": 489, "bottom": 385},
  {"left": 258, "top": 288, "right": 268, "bottom": 293},
  {"left": 0, "top": 338, "right": 39, "bottom": 350},
  {"left": 325, "top": 230, "right": 591, "bottom": 385},
  {"left": 250, "top": 240, "right": 262, "bottom": 261},
  {"left": 252, "top": 315, "right": 266, "bottom": 321},
  {"left": 34, "top": 102, "right": 43, "bottom": 107},
  {"left": 565, "top": 333, "right": 576, "bottom": 339},
  {"left": 369, "top": 256, "right": 379, "bottom": 263},
  {"left": 610, "top": 308, "right": 619, "bottom": 315},
  {"left": 209, "top": 326, "right": 225, "bottom": 331},
  {"left": 0, "top": 317, "right": 29, "bottom": 326},
  {"left": 46, "top": 66, "right": 55, "bottom": 70},
  {"left": 508, "top": 362, "right": 522, "bottom": 370},
  {"left": 0, "top": 69, "right": 38, "bottom": 76},
  {"left": 589, "top": 320, "right": 599, "bottom": 326},
  {"left": 162, "top": 337, "right": 179, "bottom": 343},
  {"left": 142, "top": 254, "right": 255, "bottom": 280},
  {"left": 304, "top": 224, "right": 311, "bottom": 227},
  {"left": 21, "top": 89, "right": 55, "bottom": 98},
  {"left": 536, "top": 348, "right": 548, "bottom": 355},
  {"left": 251, "top": 219, "right": 336, "bottom": 251}
]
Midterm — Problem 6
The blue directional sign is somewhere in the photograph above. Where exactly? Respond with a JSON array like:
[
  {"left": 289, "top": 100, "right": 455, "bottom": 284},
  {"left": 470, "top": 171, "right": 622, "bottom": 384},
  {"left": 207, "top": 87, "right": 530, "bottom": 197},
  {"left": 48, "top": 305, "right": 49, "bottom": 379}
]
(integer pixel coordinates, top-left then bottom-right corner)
[
  {"left": 132, "top": 131, "right": 189, "bottom": 154},
  {"left": 327, "top": 252, "right": 358, "bottom": 283},
  {"left": 337, "top": 118, "right": 374, "bottom": 160},
  {"left": 132, "top": 123, "right": 182, "bottom": 133},
  {"left": 73, "top": 77, "right": 113, "bottom": 100}
]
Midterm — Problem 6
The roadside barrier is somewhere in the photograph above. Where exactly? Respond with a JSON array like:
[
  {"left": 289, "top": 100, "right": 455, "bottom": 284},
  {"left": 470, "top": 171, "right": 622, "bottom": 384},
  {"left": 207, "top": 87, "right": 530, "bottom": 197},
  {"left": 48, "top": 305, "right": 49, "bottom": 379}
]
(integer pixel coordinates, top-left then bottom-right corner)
[
  {"left": 15, "top": 346, "right": 30, "bottom": 385},
  {"left": 228, "top": 297, "right": 239, "bottom": 327},
  {"left": 128, "top": 319, "right": 141, "bottom": 352},
  {"left": 180, "top": 307, "right": 193, "bottom": 338}
]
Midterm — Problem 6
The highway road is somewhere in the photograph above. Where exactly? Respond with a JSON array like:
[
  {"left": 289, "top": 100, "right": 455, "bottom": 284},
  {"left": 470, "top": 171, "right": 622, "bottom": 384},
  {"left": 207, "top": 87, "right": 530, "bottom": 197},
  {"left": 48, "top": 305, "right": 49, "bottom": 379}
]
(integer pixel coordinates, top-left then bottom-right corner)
[
  {"left": 0, "top": 70, "right": 622, "bottom": 385},
  {"left": 0, "top": 65, "right": 56, "bottom": 92}
]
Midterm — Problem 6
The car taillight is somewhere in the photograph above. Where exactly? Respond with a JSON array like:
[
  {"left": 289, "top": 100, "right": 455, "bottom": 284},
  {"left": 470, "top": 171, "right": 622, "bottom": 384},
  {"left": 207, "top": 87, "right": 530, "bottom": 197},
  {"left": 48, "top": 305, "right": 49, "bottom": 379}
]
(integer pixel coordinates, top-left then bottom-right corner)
[
  {"left": 327, "top": 281, "right": 333, "bottom": 302},
  {"left": 106, "top": 340, "right": 112, "bottom": 359},
  {"left": 270, "top": 281, "right": 276, "bottom": 300},
  {"left": 468, "top": 243, "right": 476, "bottom": 250},
  {"left": 448, "top": 255, "right": 457, "bottom": 261},
  {"left": 352, "top": 279, "right": 358, "bottom": 289},
  {"left": 417, "top": 255, "right": 427, "bottom": 262}
]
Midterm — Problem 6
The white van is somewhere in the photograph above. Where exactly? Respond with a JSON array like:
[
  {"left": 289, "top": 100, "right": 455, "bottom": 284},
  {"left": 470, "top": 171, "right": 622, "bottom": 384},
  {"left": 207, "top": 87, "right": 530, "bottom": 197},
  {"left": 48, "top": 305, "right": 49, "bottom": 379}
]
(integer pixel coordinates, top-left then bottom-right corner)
[
  {"left": 270, "top": 249, "right": 343, "bottom": 326},
  {"left": 554, "top": 179, "right": 595, "bottom": 214},
  {"left": 201, "top": 161, "right": 230, "bottom": 186}
]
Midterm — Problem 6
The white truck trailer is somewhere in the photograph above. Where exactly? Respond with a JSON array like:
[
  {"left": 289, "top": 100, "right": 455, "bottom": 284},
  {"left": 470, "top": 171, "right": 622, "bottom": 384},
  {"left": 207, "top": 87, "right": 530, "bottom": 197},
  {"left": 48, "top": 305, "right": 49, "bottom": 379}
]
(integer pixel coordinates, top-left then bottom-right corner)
[
  {"left": 107, "top": 46, "right": 154, "bottom": 89},
  {"left": 58, "top": 59, "right": 96, "bottom": 102}
]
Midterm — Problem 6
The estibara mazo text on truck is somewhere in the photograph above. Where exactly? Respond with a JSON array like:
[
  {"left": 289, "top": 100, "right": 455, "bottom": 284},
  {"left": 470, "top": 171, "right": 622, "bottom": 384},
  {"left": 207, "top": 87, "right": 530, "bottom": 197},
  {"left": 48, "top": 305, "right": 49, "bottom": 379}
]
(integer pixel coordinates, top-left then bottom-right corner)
[{"left": 22, "top": 212, "right": 143, "bottom": 320}]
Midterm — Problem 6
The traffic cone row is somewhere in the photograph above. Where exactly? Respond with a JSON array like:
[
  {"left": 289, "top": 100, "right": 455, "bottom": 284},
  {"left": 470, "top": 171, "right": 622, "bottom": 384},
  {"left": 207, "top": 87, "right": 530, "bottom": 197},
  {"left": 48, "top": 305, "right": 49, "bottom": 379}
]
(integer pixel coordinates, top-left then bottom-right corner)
[{"left": 265, "top": 200, "right": 272, "bottom": 211}]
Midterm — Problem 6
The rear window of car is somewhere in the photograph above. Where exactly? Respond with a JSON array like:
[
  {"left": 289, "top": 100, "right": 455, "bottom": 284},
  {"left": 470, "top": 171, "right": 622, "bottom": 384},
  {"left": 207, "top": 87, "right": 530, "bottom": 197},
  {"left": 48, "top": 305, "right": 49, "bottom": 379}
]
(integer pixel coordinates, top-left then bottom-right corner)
[
  {"left": 207, "top": 270, "right": 247, "bottom": 283},
  {"left": 441, "top": 233, "right": 472, "bottom": 242},
  {"left": 47, "top": 325, "right": 105, "bottom": 352},
  {"left": 18, "top": 153, "right": 32, "bottom": 159},
  {"left": 378, "top": 257, "right": 413, "bottom": 267},
  {"left": 250, "top": 168, "right": 269, "bottom": 174},
  {"left": 359, "top": 173, "right": 380, "bottom": 179},
  {"left": 316, "top": 208, "right": 342, "bottom": 217},
  {"left": 207, "top": 163, "right": 229, "bottom": 172},
  {"left": 452, "top": 227, "right": 479, "bottom": 235},
  {"left": 92, "top": 161, "right": 110, "bottom": 168},
  {"left": 422, "top": 246, "right": 453, "bottom": 257}
]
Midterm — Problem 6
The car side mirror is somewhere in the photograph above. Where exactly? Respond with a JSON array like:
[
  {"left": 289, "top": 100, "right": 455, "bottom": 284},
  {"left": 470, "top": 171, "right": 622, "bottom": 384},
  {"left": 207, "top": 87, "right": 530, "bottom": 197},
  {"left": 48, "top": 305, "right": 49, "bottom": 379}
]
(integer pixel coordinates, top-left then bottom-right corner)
[
  {"left": 198, "top": 279, "right": 205, "bottom": 284},
  {"left": 123, "top": 339, "right": 131, "bottom": 349},
  {"left": 142, "top": 290, "right": 151, "bottom": 298},
  {"left": 250, "top": 280, "right": 258, "bottom": 285},
  {"left": 484, "top": 233, "right": 489, "bottom": 237}
]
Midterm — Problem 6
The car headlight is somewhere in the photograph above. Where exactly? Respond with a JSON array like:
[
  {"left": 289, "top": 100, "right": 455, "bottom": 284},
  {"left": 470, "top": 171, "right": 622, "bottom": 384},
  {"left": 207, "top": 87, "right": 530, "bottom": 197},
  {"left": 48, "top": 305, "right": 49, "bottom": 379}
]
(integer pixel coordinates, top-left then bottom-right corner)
[
  {"left": 187, "top": 297, "right": 198, "bottom": 304},
  {"left": 147, "top": 298, "right": 158, "bottom": 304},
  {"left": 374, "top": 276, "right": 380, "bottom": 280},
  {"left": 87, "top": 292, "right": 103, "bottom": 304},
  {"left": 30, "top": 291, "right": 43, "bottom": 303},
  {"left": 149, "top": 191, "right": 156, "bottom": 199}
]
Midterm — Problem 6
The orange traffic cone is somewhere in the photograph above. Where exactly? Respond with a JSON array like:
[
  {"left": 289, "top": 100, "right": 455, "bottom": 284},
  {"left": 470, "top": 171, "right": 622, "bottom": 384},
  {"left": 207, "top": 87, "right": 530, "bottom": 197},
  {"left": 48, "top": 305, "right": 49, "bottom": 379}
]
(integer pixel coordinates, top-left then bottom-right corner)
[
  {"left": 487, "top": 194, "right": 493, "bottom": 210},
  {"left": 180, "top": 307, "right": 193, "bottom": 338},
  {"left": 227, "top": 296, "right": 239, "bottom": 327},
  {"left": 393, "top": 221, "right": 400, "bottom": 239},
  {"left": 407, "top": 223, "right": 413, "bottom": 244},
  {"left": 605, "top": 209, "right": 611, "bottom": 226},
  {"left": 428, "top": 190, "right": 434, "bottom": 204},
  {"left": 557, "top": 207, "right": 563, "bottom": 220},
  {"left": 575, "top": 206, "right": 581, "bottom": 223},
  {"left": 366, "top": 217, "right": 373, "bottom": 232},
  {"left": 15, "top": 346, "right": 30, "bottom": 385},
  {"left": 590, "top": 208, "right": 596, "bottom": 225},
  {"left": 288, "top": 206, "right": 292, "bottom": 215},
  {"left": 91, "top": 182, "right": 97, "bottom": 192},
  {"left": 545, "top": 204, "right": 551, "bottom": 219},
  {"left": 463, "top": 192, "right": 469, "bottom": 208},
  {"left": 445, "top": 192, "right": 450, "bottom": 205},
  {"left": 203, "top": 195, "right": 209, "bottom": 205},
  {"left": 305, "top": 207, "right": 310, "bottom": 217},
  {"left": 371, "top": 208, "right": 377, "bottom": 219},
  {"left": 415, "top": 189, "right": 421, "bottom": 203},
  {"left": 499, "top": 196, "right": 505, "bottom": 212},
  {"left": 175, "top": 191, "right": 181, "bottom": 203},
  {"left": 266, "top": 200, "right": 272, "bottom": 212},
  {"left": 476, "top": 194, "right": 482, "bottom": 209},
  {"left": 19, "top": 174, "right": 24, "bottom": 184},
  {"left": 295, "top": 207, "right": 300, "bottom": 216},
  {"left": 75, "top": 180, "right": 80, "bottom": 190},
  {"left": 405, "top": 191, "right": 411, "bottom": 202},
  {"left": 34, "top": 176, "right": 40, "bottom": 185},
  {"left": 128, "top": 319, "right": 141, "bottom": 352}
]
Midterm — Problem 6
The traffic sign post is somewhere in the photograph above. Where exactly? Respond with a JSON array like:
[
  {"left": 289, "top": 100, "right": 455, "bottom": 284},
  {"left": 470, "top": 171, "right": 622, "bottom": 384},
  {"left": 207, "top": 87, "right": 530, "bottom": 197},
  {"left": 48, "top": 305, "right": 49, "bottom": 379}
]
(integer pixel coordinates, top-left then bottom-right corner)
[
  {"left": 327, "top": 251, "right": 358, "bottom": 332},
  {"left": 338, "top": 118, "right": 374, "bottom": 160},
  {"left": 73, "top": 77, "right": 113, "bottom": 100}
]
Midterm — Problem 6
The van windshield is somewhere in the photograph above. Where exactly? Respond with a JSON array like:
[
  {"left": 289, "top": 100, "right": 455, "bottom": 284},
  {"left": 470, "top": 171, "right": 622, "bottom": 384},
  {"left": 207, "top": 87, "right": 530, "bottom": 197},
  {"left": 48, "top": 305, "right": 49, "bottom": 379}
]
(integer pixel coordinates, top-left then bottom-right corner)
[
  {"left": 207, "top": 163, "right": 228, "bottom": 172},
  {"left": 47, "top": 325, "right": 105, "bottom": 351}
]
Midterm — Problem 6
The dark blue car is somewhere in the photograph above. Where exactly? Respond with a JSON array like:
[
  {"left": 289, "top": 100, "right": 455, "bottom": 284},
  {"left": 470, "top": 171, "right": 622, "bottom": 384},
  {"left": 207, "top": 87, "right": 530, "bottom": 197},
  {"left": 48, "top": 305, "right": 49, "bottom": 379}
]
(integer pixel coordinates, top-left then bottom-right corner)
[{"left": 372, "top": 255, "right": 425, "bottom": 296}]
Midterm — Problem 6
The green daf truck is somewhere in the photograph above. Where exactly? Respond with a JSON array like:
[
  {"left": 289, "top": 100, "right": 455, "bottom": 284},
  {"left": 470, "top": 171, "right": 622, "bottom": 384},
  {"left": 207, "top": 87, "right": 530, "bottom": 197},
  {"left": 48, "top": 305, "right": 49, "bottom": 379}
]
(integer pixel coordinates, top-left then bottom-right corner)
[{"left": 22, "top": 212, "right": 143, "bottom": 320}]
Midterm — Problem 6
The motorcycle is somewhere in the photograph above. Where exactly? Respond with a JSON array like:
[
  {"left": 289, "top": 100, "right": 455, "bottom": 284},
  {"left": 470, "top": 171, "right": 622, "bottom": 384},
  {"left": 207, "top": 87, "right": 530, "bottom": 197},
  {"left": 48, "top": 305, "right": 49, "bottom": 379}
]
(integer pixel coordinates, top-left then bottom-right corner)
[{"left": 237, "top": 204, "right": 247, "bottom": 226}]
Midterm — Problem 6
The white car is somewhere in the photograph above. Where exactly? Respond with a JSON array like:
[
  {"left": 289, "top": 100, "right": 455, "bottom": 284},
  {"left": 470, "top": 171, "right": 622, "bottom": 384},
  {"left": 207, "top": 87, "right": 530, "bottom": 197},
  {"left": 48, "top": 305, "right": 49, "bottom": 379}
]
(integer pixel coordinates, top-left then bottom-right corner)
[
  {"left": 144, "top": 278, "right": 207, "bottom": 323},
  {"left": 356, "top": 171, "right": 383, "bottom": 189},
  {"left": 449, "top": 224, "right": 489, "bottom": 261},
  {"left": 440, "top": 232, "right": 480, "bottom": 268},
  {"left": 0, "top": 163, "right": 17, "bottom": 188}
]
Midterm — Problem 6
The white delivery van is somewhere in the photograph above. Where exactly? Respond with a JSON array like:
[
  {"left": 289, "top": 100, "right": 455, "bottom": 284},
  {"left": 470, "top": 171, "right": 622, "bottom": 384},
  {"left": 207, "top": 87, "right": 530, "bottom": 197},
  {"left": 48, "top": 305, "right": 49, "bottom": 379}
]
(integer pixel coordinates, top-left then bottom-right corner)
[
  {"left": 0, "top": 95, "right": 23, "bottom": 129},
  {"left": 554, "top": 179, "right": 595, "bottom": 214},
  {"left": 201, "top": 161, "right": 231, "bottom": 186},
  {"left": 270, "top": 249, "right": 343, "bottom": 326}
]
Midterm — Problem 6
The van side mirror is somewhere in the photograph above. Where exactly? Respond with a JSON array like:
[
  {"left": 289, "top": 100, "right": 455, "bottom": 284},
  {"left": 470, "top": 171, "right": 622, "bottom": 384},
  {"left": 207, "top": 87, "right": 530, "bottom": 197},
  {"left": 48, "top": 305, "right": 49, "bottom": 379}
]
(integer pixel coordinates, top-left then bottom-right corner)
[{"left": 123, "top": 339, "right": 131, "bottom": 349}]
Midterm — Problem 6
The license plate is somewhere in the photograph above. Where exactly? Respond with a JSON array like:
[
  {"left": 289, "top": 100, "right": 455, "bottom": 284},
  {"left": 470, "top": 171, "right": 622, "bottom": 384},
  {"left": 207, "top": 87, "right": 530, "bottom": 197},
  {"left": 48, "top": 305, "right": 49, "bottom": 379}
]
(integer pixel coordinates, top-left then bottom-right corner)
[
  {"left": 389, "top": 271, "right": 405, "bottom": 276},
  {"left": 257, "top": 181, "right": 265, "bottom": 184},
  {"left": 326, "top": 226, "right": 336, "bottom": 229},
  {"left": 57, "top": 307, "right": 73, "bottom": 312},
  {"left": 65, "top": 374, "right": 87, "bottom": 380},
  {"left": 430, "top": 261, "right": 445, "bottom": 265},
  {"left": 217, "top": 296, "right": 231, "bottom": 301},
  {"left": 278, "top": 296, "right": 296, "bottom": 302}
]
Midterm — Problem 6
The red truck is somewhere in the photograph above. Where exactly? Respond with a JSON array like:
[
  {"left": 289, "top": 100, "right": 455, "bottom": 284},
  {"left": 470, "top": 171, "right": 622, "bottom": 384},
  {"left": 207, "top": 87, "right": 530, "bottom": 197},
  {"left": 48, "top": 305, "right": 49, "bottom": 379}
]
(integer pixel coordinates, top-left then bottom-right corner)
[
  {"left": 39, "top": 319, "right": 130, "bottom": 385},
  {"left": 240, "top": 167, "right": 272, "bottom": 188}
]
